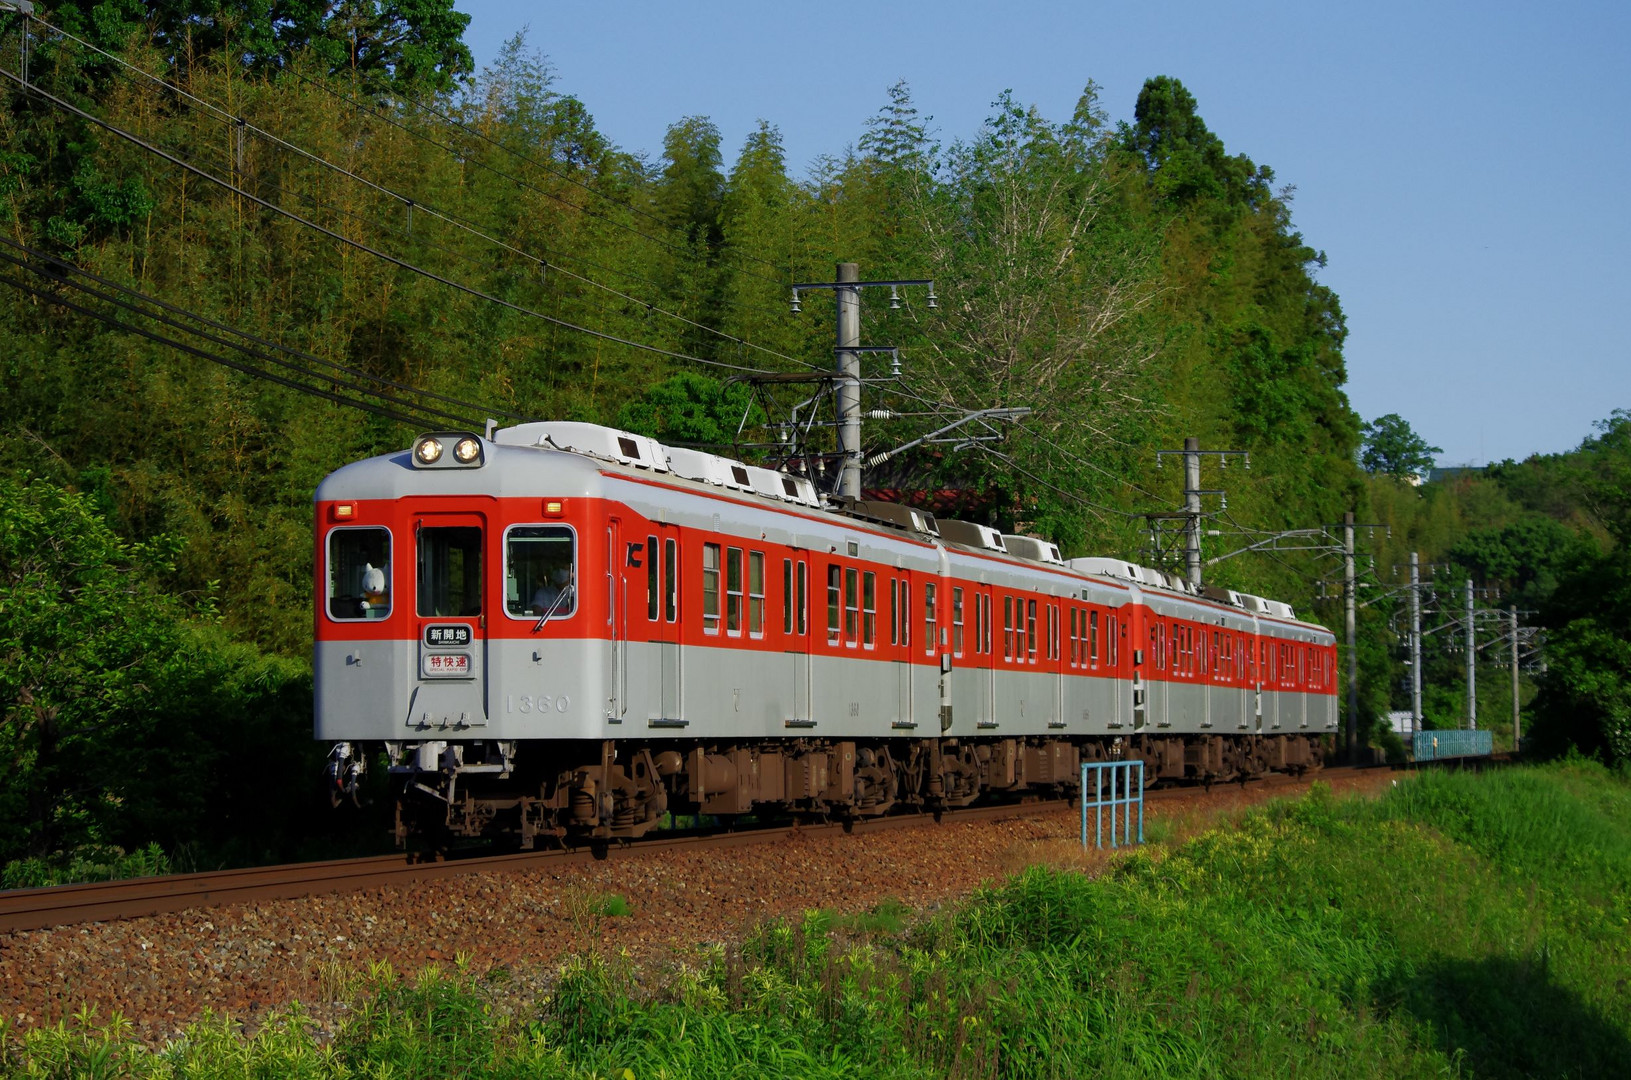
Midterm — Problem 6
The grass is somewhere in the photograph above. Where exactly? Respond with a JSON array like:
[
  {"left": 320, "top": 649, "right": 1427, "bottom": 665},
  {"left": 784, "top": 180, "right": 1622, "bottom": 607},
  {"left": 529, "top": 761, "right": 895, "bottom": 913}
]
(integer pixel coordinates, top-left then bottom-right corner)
[{"left": 4, "top": 762, "right": 1629, "bottom": 1078}]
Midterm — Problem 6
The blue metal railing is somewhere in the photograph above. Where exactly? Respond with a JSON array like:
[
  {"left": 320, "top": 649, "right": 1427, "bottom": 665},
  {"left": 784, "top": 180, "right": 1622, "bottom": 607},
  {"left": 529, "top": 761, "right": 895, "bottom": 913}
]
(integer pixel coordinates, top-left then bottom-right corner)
[
  {"left": 1412, "top": 729, "right": 1493, "bottom": 761},
  {"left": 1081, "top": 760, "right": 1144, "bottom": 849}
]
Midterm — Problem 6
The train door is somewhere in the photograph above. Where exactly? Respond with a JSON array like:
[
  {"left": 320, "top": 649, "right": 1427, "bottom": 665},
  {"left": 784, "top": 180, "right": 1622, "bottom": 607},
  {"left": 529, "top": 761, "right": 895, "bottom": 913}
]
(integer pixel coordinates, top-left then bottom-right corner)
[
  {"left": 1237, "top": 631, "right": 1251, "bottom": 730},
  {"left": 413, "top": 511, "right": 488, "bottom": 727},
  {"left": 606, "top": 518, "right": 626, "bottom": 721},
  {"left": 789, "top": 553, "right": 811, "bottom": 723},
  {"left": 639, "top": 527, "right": 682, "bottom": 722},
  {"left": 659, "top": 529, "right": 681, "bottom": 721},
  {"left": 893, "top": 575, "right": 912, "bottom": 724}
]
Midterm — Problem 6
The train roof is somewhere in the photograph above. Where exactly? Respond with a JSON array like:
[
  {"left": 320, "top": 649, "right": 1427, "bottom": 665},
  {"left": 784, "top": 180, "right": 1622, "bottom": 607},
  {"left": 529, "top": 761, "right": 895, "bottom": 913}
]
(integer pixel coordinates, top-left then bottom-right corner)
[{"left": 317, "top": 421, "right": 1325, "bottom": 635}]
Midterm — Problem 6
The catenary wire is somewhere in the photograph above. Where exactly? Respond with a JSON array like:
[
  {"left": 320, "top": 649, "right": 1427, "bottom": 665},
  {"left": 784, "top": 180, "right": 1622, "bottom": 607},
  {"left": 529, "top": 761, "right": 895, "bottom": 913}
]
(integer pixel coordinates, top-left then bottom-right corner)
[
  {"left": 0, "top": 235, "right": 526, "bottom": 423},
  {"left": 0, "top": 249, "right": 484, "bottom": 428},
  {"left": 975, "top": 445, "right": 1143, "bottom": 520},
  {"left": 0, "top": 267, "right": 452, "bottom": 429},
  {"left": 0, "top": 66, "right": 788, "bottom": 378}
]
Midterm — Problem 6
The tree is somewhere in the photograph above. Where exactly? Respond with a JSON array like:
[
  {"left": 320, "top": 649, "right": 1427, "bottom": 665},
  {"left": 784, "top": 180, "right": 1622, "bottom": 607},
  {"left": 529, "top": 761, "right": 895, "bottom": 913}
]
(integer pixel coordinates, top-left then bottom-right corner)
[
  {"left": 615, "top": 374, "right": 763, "bottom": 448},
  {"left": 1360, "top": 413, "right": 1441, "bottom": 478},
  {"left": 44, "top": 0, "right": 474, "bottom": 94},
  {"left": 1121, "top": 75, "right": 1271, "bottom": 206},
  {"left": 0, "top": 477, "right": 312, "bottom": 865},
  {"left": 655, "top": 115, "right": 726, "bottom": 250}
]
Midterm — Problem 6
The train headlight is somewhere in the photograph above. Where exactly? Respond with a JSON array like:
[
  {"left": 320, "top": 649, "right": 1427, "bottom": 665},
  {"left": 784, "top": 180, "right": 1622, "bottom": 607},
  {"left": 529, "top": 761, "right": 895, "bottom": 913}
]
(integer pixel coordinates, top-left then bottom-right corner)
[
  {"left": 454, "top": 437, "right": 482, "bottom": 463},
  {"left": 415, "top": 437, "right": 444, "bottom": 465}
]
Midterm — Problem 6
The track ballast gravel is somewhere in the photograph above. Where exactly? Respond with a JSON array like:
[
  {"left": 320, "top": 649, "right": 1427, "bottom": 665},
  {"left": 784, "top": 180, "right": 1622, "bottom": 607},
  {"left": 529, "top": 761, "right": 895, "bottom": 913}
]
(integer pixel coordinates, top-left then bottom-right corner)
[{"left": 0, "top": 769, "right": 1396, "bottom": 1044}]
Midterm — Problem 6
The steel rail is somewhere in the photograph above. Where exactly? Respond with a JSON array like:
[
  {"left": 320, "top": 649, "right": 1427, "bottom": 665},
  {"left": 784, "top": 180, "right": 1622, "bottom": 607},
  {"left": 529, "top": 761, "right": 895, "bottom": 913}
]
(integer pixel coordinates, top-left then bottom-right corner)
[{"left": 0, "top": 767, "right": 1358, "bottom": 934}]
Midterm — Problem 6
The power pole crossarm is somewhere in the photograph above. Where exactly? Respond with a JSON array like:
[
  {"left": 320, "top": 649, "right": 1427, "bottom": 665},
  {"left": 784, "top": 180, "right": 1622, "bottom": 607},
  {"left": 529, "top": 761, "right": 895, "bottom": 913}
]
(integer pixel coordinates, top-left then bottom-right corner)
[
  {"left": 1152, "top": 438, "right": 1247, "bottom": 586},
  {"left": 788, "top": 265, "right": 936, "bottom": 499}
]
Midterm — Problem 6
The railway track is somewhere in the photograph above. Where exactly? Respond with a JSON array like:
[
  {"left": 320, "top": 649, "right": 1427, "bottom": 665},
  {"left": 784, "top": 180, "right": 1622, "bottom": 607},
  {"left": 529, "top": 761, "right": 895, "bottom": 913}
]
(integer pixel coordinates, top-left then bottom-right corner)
[{"left": 0, "top": 767, "right": 1356, "bottom": 934}]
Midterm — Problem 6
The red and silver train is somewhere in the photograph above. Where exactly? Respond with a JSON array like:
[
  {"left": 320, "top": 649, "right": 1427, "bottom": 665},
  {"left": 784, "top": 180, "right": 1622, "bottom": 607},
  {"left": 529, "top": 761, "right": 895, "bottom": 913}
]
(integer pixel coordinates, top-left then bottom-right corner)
[{"left": 315, "top": 422, "right": 1337, "bottom": 845}]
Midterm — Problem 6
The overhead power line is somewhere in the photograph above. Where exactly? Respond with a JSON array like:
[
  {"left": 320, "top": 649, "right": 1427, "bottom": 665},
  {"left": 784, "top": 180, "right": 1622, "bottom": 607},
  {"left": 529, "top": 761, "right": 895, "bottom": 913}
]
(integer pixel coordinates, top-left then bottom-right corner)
[
  {"left": 14, "top": 13, "right": 814, "bottom": 372},
  {"left": 0, "top": 234, "right": 525, "bottom": 425},
  {"left": 0, "top": 65, "right": 786, "bottom": 378},
  {"left": 0, "top": 263, "right": 460, "bottom": 429}
]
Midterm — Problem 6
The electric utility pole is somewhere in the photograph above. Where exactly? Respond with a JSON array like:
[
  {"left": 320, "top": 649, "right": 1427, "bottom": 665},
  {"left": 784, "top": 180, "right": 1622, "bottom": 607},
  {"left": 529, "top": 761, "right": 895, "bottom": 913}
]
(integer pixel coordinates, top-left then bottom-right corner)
[
  {"left": 790, "top": 264, "right": 935, "bottom": 499},
  {"left": 1465, "top": 579, "right": 1477, "bottom": 730},
  {"left": 1152, "top": 438, "right": 1247, "bottom": 587},
  {"left": 1344, "top": 512, "right": 1359, "bottom": 759},
  {"left": 1409, "top": 552, "right": 1423, "bottom": 736},
  {"left": 1510, "top": 605, "right": 1520, "bottom": 749}
]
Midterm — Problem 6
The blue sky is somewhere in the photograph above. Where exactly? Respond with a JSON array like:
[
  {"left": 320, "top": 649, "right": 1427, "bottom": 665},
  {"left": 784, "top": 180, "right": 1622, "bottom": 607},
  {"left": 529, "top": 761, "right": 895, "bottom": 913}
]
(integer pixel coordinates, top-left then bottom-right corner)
[{"left": 459, "top": 1, "right": 1629, "bottom": 466}]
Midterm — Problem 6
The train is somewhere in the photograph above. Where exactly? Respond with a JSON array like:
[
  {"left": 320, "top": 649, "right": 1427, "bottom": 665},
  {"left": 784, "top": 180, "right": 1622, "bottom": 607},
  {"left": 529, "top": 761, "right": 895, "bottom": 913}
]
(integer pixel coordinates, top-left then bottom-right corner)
[{"left": 314, "top": 421, "right": 1338, "bottom": 846}]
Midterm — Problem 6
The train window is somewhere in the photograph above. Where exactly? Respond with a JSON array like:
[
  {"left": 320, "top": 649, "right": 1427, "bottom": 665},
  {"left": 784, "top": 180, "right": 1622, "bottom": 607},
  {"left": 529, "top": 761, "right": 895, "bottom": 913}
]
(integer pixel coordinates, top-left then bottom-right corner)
[
  {"left": 827, "top": 565, "right": 841, "bottom": 643},
  {"left": 1154, "top": 625, "right": 1165, "bottom": 671},
  {"left": 844, "top": 567, "right": 859, "bottom": 645},
  {"left": 504, "top": 526, "right": 574, "bottom": 620},
  {"left": 702, "top": 543, "right": 721, "bottom": 634},
  {"left": 924, "top": 582, "right": 938, "bottom": 655},
  {"left": 664, "top": 539, "right": 677, "bottom": 622},
  {"left": 328, "top": 527, "right": 392, "bottom": 620},
  {"left": 419, "top": 526, "right": 483, "bottom": 618},
  {"left": 1048, "top": 604, "right": 1058, "bottom": 660},
  {"left": 726, "top": 547, "right": 744, "bottom": 635},
  {"left": 899, "top": 581, "right": 910, "bottom": 647},
  {"left": 972, "top": 593, "right": 982, "bottom": 654},
  {"left": 783, "top": 559, "right": 794, "bottom": 634},
  {"left": 796, "top": 561, "right": 807, "bottom": 635},
  {"left": 1069, "top": 608, "right": 1078, "bottom": 665},
  {"left": 952, "top": 587, "right": 965, "bottom": 656},
  {"left": 1004, "top": 597, "right": 1014, "bottom": 659},
  {"left": 749, "top": 552, "right": 765, "bottom": 637},
  {"left": 862, "top": 571, "right": 876, "bottom": 647},
  {"left": 1027, "top": 600, "right": 1038, "bottom": 660},
  {"left": 1090, "top": 610, "right": 1100, "bottom": 665},
  {"left": 1107, "top": 615, "right": 1117, "bottom": 667},
  {"left": 889, "top": 580, "right": 899, "bottom": 646},
  {"left": 646, "top": 537, "right": 659, "bottom": 621},
  {"left": 1014, "top": 597, "right": 1028, "bottom": 660}
]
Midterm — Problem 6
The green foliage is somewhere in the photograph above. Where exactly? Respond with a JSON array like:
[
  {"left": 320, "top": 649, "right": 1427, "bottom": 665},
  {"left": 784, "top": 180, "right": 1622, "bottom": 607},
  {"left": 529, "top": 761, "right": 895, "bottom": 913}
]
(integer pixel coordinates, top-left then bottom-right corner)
[
  {"left": 1446, "top": 515, "right": 1595, "bottom": 609},
  {"left": 614, "top": 373, "right": 763, "bottom": 447},
  {"left": 9, "top": 768, "right": 1629, "bottom": 1077},
  {"left": 0, "top": 475, "right": 334, "bottom": 872},
  {"left": 1359, "top": 413, "right": 1441, "bottom": 478},
  {"left": 1122, "top": 75, "right": 1272, "bottom": 206},
  {"left": 1, "top": 841, "right": 170, "bottom": 889},
  {"left": 45, "top": 0, "right": 475, "bottom": 94},
  {"left": 1529, "top": 599, "right": 1631, "bottom": 763}
]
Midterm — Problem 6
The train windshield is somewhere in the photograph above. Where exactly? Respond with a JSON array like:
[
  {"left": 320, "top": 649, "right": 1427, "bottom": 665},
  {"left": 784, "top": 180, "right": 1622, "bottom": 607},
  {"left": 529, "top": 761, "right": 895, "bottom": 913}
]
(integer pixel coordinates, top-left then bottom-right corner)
[
  {"left": 505, "top": 526, "right": 577, "bottom": 618},
  {"left": 417, "top": 526, "right": 483, "bottom": 617}
]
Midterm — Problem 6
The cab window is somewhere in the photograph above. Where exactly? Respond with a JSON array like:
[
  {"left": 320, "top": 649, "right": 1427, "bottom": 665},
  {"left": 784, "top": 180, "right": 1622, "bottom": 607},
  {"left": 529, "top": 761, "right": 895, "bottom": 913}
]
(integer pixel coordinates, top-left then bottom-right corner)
[
  {"left": 328, "top": 527, "right": 391, "bottom": 620},
  {"left": 504, "top": 525, "right": 576, "bottom": 619}
]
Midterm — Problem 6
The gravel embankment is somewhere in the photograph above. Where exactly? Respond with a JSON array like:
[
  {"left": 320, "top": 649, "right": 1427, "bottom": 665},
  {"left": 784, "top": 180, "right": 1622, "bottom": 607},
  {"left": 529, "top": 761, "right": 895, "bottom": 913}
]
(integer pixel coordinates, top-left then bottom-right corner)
[{"left": 0, "top": 769, "right": 1396, "bottom": 1044}]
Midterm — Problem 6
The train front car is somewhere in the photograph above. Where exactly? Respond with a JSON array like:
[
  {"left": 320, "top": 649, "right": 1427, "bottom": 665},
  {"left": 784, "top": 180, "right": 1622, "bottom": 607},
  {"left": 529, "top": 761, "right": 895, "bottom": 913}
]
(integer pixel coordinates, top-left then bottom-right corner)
[{"left": 314, "top": 426, "right": 660, "bottom": 848}]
